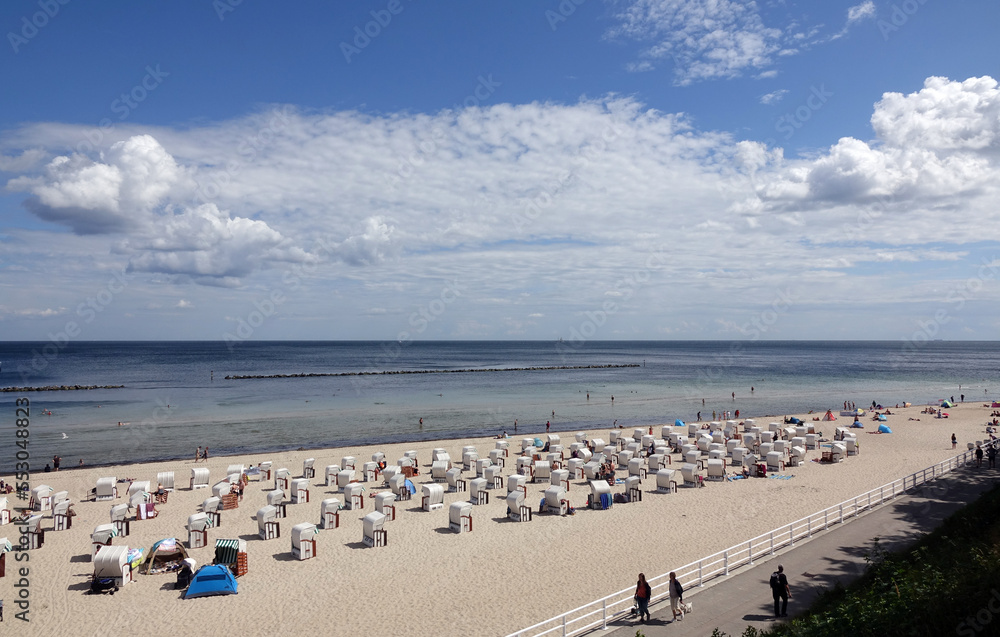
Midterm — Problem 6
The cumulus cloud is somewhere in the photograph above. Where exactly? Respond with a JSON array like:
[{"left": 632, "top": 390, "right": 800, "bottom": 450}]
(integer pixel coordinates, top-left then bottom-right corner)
[{"left": 759, "top": 89, "right": 789, "bottom": 105}]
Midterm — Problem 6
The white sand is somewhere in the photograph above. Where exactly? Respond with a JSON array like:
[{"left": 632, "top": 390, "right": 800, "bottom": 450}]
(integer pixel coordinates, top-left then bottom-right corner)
[{"left": 2, "top": 401, "right": 995, "bottom": 636}]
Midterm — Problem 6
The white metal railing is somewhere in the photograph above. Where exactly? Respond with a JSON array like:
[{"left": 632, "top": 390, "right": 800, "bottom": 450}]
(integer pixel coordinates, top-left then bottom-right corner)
[{"left": 506, "top": 441, "right": 997, "bottom": 637}]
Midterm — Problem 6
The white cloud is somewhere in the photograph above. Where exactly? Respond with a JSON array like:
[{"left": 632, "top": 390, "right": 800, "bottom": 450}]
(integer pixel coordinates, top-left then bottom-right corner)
[
  {"left": 176, "top": 299, "right": 193, "bottom": 308},
  {"left": 847, "top": 1, "right": 876, "bottom": 24},
  {"left": 608, "top": 0, "right": 783, "bottom": 84},
  {"left": 759, "top": 89, "right": 789, "bottom": 105}
]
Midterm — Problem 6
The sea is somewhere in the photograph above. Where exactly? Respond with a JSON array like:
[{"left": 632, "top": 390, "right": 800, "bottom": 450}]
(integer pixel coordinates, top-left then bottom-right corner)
[{"left": 2, "top": 340, "right": 998, "bottom": 472}]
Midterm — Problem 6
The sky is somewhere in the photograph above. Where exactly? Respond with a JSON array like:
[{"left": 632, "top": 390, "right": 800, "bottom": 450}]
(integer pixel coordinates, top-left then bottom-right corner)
[{"left": 1, "top": 0, "right": 999, "bottom": 342}]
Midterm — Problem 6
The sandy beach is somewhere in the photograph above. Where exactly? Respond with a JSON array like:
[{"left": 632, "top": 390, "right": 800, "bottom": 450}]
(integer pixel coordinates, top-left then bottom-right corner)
[{"left": 2, "top": 400, "right": 996, "bottom": 636}]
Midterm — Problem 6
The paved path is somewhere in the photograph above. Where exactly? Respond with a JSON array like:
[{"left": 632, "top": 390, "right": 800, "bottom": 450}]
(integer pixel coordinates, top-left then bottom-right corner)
[{"left": 605, "top": 465, "right": 999, "bottom": 637}]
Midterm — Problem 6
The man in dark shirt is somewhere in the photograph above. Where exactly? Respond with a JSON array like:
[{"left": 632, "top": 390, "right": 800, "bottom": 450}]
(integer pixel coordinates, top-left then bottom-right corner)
[{"left": 770, "top": 564, "right": 790, "bottom": 618}]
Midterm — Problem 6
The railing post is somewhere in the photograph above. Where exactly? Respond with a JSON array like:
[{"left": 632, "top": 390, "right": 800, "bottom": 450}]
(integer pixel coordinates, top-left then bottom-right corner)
[
  {"left": 602, "top": 599, "right": 607, "bottom": 630},
  {"left": 824, "top": 509, "right": 829, "bottom": 530},
  {"left": 808, "top": 518, "right": 812, "bottom": 538},
  {"left": 769, "top": 532, "right": 774, "bottom": 555},
  {"left": 868, "top": 492, "right": 872, "bottom": 510},
  {"left": 748, "top": 540, "right": 754, "bottom": 565},
  {"left": 563, "top": 616, "right": 567, "bottom": 637},
  {"left": 698, "top": 560, "right": 704, "bottom": 586},
  {"left": 724, "top": 550, "right": 729, "bottom": 576},
  {"left": 789, "top": 524, "right": 794, "bottom": 546},
  {"left": 839, "top": 503, "right": 844, "bottom": 523}
]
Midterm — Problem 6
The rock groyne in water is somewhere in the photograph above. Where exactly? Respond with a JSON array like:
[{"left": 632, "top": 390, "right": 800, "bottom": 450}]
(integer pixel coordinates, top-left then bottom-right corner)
[{"left": 225, "top": 363, "right": 640, "bottom": 380}]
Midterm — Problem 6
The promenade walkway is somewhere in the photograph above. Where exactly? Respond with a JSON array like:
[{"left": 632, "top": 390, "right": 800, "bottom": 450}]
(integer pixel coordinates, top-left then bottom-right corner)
[{"left": 605, "top": 466, "right": 999, "bottom": 637}]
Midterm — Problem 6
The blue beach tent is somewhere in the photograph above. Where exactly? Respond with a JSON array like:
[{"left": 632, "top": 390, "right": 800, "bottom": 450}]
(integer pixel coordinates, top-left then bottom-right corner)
[
  {"left": 183, "top": 564, "right": 238, "bottom": 599},
  {"left": 534, "top": 438, "right": 544, "bottom": 448},
  {"left": 403, "top": 479, "right": 416, "bottom": 494},
  {"left": 675, "top": 419, "right": 684, "bottom": 427},
  {"left": 877, "top": 414, "right": 887, "bottom": 421},
  {"left": 941, "top": 400, "right": 954, "bottom": 408},
  {"left": 877, "top": 424, "right": 892, "bottom": 434}
]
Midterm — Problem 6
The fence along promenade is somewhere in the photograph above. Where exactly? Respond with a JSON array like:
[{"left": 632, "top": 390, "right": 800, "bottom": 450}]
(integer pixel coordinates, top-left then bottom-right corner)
[{"left": 506, "top": 442, "right": 997, "bottom": 637}]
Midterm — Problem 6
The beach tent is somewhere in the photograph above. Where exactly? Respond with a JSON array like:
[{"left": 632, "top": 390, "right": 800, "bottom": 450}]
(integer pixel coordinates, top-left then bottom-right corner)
[
  {"left": 184, "top": 564, "right": 238, "bottom": 599},
  {"left": 878, "top": 424, "right": 892, "bottom": 434},
  {"left": 139, "top": 537, "right": 189, "bottom": 574},
  {"left": 823, "top": 410, "right": 837, "bottom": 421},
  {"left": 877, "top": 414, "right": 887, "bottom": 421},
  {"left": 534, "top": 437, "right": 544, "bottom": 448},
  {"left": 941, "top": 400, "right": 954, "bottom": 408},
  {"left": 675, "top": 419, "right": 684, "bottom": 427}
]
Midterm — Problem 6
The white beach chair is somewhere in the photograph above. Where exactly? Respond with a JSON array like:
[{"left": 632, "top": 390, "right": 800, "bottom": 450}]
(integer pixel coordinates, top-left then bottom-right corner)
[
  {"left": 760, "top": 431, "right": 775, "bottom": 444},
  {"left": 625, "top": 476, "right": 642, "bottom": 502},
  {"left": 92, "top": 545, "right": 132, "bottom": 587},
  {"left": 543, "top": 485, "right": 569, "bottom": 514},
  {"left": 446, "top": 467, "right": 467, "bottom": 493},
  {"left": 687, "top": 424, "right": 700, "bottom": 437},
  {"left": 258, "top": 461, "right": 273, "bottom": 481},
  {"left": 830, "top": 443, "right": 846, "bottom": 463},
  {"left": 95, "top": 477, "right": 117, "bottom": 501},
  {"left": 684, "top": 450, "right": 703, "bottom": 469},
  {"left": 590, "top": 438, "right": 606, "bottom": 453},
  {"left": 345, "top": 483, "right": 365, "bottom": 510},
  {"left": 422, "top": 483, "right": 444, "bottom": 512},
  {"left": 616, "top": 449, "right": 634, "bottom": 469},
  {"left": 488, "top": 449, "right": 506, "bottom": 468},
  {"left": 521, "top": 438, "right": 535, "bottom": 453},
  {"left": 705, "top": 459, "right": 726, "bottom": 481},
  {"left": 783, "top": 427, "right": 797, "bottom": 441},
  {"left": 588, "top": 480, "right": 612, "bottom": 509},
  {"left": 731, "top": 447, "right": 749, "bottom": 465},
  {"left": 291, "top": 478, "right": 310, "bottom": 504},
  {"left": 583, "top": 461, "right": 601, "bottom": 480},
  {"left": 376, "top": 492, "right": 397, "bottom": 520},
  {"left": 759, "top": 442, "right": 774, "bottom": 457},
  {"left": 372, "top": 452, "right": 385, "bottom": 465},
  {"left": 680, "top": 463, "right": 702, "bottom": 488},
  {"left": 476, "top": 457, "right": 492, "bottom": 478},
  {"left": 567, "top": 458, "right": 585, "bottom": 479},
  {"left": 773, "top": 440, "right": 789, "bottom": 455},
  {"left": 628, "top": 458, "right": 647, "bottom": 480},
  {"left": 485, "top": 464, "right": 504, "bottom": 489},
  {"left": 806, "top": 433, "right": 820, "bottom": 450},
  {"left": 337, "top": 469, "right": 356, "bottom": 491},
  {"left": 53, "top": 499, "right": 73, "bottom": 531},
  {"left": 212, "top": 480, "right": 232, "bottom": 498},
  {"left": 324, "top": 465, "right": 339, "bottom": 487},
  {"left": 449, "top": 501, "right": 473, "bottom": 533},
  {"left": 319, "top": 497, "right": 341, "bottom": 529},
  {"left": 845, "top": 437, "right": 860, "bottom": 456},
  {"left": 507, "top": 473, "right": 527, "bottom": 496},
  {"left": 381, "top": 465, "right": 401, "bottom": 486},
  {"left": 550, "top": 468, "right": 570, "bottom": 491},
  {"left": 575, "top": 431, "right": 588, "bottom": 443},
  {"left": 469, "top": 478, "right": 489, "bottom": 505},
  {"left": 766, "top": 451, "right": 785, "bottom": 472},
  {"left": 389, "top": 473, "right": 410, "bottom": 501},
  {"left": 186, "top": 512, "right": 213, "bottom": 549},
  {"left": 506, "top": 490, "right": 531, "bottom": 522},
  {"left": 532, "top": 460, "right": 551, "bottom": 482},
  {"left": 156, "top": 471, "right": 175, "bottom": 492},
  {"left": 516, "top": 456, "right": 534, "bottom": 479},
  {"left": 109, "top": 503, "right": 131, "bottom": 536},
  {"left": 463, "top": 451, "right": 479, "bottom": 471},
  {"left": 609, "top": 430, "right": 621, "bottom": 448},
  {"left": 302, "top": 458, "right": 315, "bottom": 479},
  {"left": 647, "top": 454, "right": 668, "bottom": 472},
  {"left": 257, "top": 506, "right": 279, "bottom": 540},
  {"left": 788, "top": 446, "right": 806, "bottom": 466},
  {"left": 656, "top": 468, "right": 678, "bottom": 493},
  {"left": 362, "top": 461, "right": 379, "bottom": 482},
  {"left": 362, "top": 511, "right": 388, "bottom": 547},
  {"left": 431, "top": 461, "right": 450, "bottom": 481},
  {"left": 201, "top": 497, "right": 222, "bottom": 526},
  {"left": 275, "top": 468, "right": 291, "bottom": 491},
  {"left": 341, "top": 456, "right": 356, "bottom": 471},
  {"left": 291, "top": 522, "right": 318, "bottom": 560},
  {"left": 91, "top": 523, "right": 117, "bottom": 559}
]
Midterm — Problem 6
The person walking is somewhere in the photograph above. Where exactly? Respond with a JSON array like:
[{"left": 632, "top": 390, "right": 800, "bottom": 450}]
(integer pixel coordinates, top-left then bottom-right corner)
[
  {"left": 634, "top": 573, "right": 651, "bottom": 623},
  {"left": 195, "top": 447, "right": 201, "bottom": 463},
  {"left": 669, "top": 571, "right": 684, "bottom": 621},
  {"left": 975, "top": 444, "right": 984, "bottom": 468},
  {"left": 770, "top": 564, "right": 790, "bottom": 618},
  {"left": 203, "top": 447, "right": 210, "bottom": 462},
  {"left": 952, "top": 433, "right": 957, "bottom": 449},
  {"left": 987, "top": 444, "right": 997, "bottom": 469}
]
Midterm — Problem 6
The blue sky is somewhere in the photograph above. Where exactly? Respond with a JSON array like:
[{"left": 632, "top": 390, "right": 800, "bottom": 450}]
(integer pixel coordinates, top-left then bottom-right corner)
[{"left": 1, "top": 0, "right": 999, "bottom": 341}]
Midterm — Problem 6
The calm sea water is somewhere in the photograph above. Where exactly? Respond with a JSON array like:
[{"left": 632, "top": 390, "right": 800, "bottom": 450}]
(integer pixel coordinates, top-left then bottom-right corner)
[{"left": 1, "top": 341, "right": 998, "bottom": 471}]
